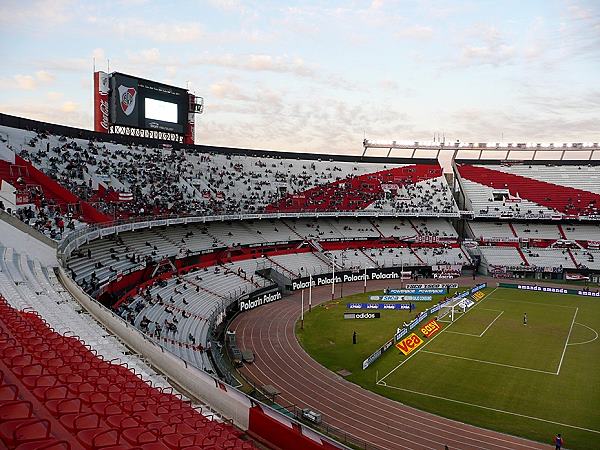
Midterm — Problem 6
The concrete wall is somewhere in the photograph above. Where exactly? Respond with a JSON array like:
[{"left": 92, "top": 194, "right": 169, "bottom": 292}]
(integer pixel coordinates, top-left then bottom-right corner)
[{"left": 0, "top": 208, "right": 57, "bottom": 249}]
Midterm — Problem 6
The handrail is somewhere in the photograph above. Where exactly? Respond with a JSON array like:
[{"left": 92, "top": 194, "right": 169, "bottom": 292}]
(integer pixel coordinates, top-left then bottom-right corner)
[{"left": 56, "top": 210, "right": 461, "bottom": 262}]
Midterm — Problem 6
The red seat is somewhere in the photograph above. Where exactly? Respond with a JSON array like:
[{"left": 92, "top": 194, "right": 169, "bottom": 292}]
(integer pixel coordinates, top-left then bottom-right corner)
[
  {"left": 91, "top": 403, "right": 122, "bottom": 418},
  {"left": 80, "top": 392, "right": 109, "bottom": 407},
  {"left": 0, "top": 418, "right": 51, "bottom": 447},
  {"left": 132, "top": 411, "right": 160, "bottom": 426},
  {"left": 0, "top": 383, "right": 18, "bottom": 401},
  {"left": 2, "top": 345, "right": 26, "bottom": 360},
  {"left": 77, "top": 428, "right": 121, "bottom": 449},
  {"left": 46, "top": 398, "right": 83, "bottom": 417},
  {"left": 15, "top": 437, "right": 71, "bottom": 450},
  {"left": 57, "top": 373, "right": 84, "bottom": 385},
  {"left": 0, "top": 400, "right": 33, "bottom": 422},
  {"left": 122, "top": 427, "right": 158, "bottom": 445},
  {"left": 96, "top": 383, "right": 121, "bottom": 396},
  {"left": 106, "top": 415, "right": 140, "bottom": 430},
  {"left": 60, "top": 412, "right": 102, "bottom": 433},
  {"left": 137, "top": 442, "right": 171, "bottom": 450},
  {"left": 35, "top": 384, "right": 69, "bottom": 402},
  {"left": 7, "top": 354, "right": 33, "bottom": 369},
  {"left": 22, "top": 374, "right": 58, "bottom": 389},
  {"left": 12, "top": 362, "right": 44, "bottom": 377}
]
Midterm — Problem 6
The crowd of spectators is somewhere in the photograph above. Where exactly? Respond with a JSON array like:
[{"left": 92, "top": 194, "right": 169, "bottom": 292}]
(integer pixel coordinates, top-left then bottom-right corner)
[
  {"left": 117, "top": 276, "right": 208, "bottom": 350},
  {"left": 6, "top": 129, "right": 459, "bottom": 236}
]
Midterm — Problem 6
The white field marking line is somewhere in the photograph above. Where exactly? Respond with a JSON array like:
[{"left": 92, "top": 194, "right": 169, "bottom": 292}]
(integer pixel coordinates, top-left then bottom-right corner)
[
  {"left": 419, "top": 350, "right": 557, "bottom": 375},
  {"left": 444, "top": 330, "right": 482, "bottom": 337},
  {"left": 445, "top": 310, "right": 504, "bottom": 338},
  {"left": 478, "top": 310, "right": 504, "bottom": 337},
  {"left": 556, "top": 307, "right": 578, "bottom": 375},
  {"left": 382, "top": 383, "right": 600, "bottom": 435},
  {"left": 377, "top": 287, "right": 498, "bottom": 384},
  {"left": 567, "top": 322, "right": 599, "bottom": 346}
]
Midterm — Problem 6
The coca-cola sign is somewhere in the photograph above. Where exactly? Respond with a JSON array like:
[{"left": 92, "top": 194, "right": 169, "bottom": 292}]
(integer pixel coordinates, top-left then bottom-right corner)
[
  {"left": 99, "top": 98, "right": 109, "bottom": 131},
  {"left": 94, "top": 71, "right": 110, "bottom": 133}
]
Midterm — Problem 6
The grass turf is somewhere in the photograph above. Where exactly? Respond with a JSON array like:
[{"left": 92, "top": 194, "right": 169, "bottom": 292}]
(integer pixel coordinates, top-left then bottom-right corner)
[{"left": 296, "top": 286, "right": 600, "bottom": 449}]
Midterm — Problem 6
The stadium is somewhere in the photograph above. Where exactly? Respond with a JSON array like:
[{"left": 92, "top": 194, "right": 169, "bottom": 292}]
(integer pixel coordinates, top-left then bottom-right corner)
[{"left": 1, "top": 3, "right": 599, "bottom": 450}]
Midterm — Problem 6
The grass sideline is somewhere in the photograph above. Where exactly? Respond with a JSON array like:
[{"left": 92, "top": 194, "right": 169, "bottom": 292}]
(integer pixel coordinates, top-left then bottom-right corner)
[{"left": 296, "top": 286, "right": 600, "bottom": 449}]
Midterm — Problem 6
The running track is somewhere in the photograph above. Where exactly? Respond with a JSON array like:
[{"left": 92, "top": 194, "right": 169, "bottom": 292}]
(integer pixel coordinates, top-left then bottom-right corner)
[{"left": 231, "top": 277, "right": 552, "bottom": 450}]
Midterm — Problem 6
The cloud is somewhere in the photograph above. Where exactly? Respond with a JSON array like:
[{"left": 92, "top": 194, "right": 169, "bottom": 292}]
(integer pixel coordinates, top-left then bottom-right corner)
[
  {"left": 61, "top": 101, "right": 79, "bottom": 113},
  {"left": 138, "top": 48, "right": 161, "bottom": 64},
  {"left": 13, "top": 75, "right": 37, "bottom": 90},
  {"left": 47, "top": 92, "right": 63, "bottom": 101},
  {"left": 92, "top": 48, "right": 106, "bottom": 61},
  {"left": 458, "top": 26, "right": 516, "bottom": 67},
  {"left": 396, "top": 25, "right": 434, "bottom": 40},
  {"left": 196, "top": 82, "right": 414, "bottom": 155},
  {"left": 379, "top": 79, "right": 399, "bottom": 91},
  {"left": 0, "top": 101, "right": 91, "bottom": 130},
  {"left": 0, "top": 0, "right": 74, "bottom": 27},
  {"left": 209, "top": 80, "right": 251, "bottom": 101},
  {"left": 35, "top": 70, "right": 54, "bottom": 83},
  {"left": 195, "top": 53, "right": 315, "bottom": 77},
  {"left": 6, "top": 71, "right": 55, "bottom": 90},
  {"left": 207, "top": 0, "right": 248, "bottom": 14},
  {"left": 110, "top": 19, "right": 204, "bottom": 43}
]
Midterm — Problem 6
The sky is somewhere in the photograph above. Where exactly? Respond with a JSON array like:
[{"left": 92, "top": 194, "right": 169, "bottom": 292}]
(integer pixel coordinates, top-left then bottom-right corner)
[{"left": 0, "top": 0, "right": 599, "bottom": 156}]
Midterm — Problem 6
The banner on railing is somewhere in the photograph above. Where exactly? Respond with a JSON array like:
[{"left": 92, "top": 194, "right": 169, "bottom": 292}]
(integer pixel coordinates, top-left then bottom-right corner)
[
  {"left": 290, "top": 267, "right": 413, "bottom": 291},
  {"left": 499, "top": 283, "right": 600, "bottom": 297}
]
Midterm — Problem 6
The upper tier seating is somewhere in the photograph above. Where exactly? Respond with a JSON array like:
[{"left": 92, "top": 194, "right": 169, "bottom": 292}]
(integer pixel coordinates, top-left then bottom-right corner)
[
  {"left": 1, "top": 125, "right": 459, "bottom": 223},
  {"left": 457, "top": 163, "right": 600, "bottom": 218}
]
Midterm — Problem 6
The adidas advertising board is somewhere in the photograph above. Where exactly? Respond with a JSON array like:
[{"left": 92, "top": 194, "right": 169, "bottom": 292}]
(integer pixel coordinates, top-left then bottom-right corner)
[{"left": 344, "top": 312, "right": 381, "bottom": 319}]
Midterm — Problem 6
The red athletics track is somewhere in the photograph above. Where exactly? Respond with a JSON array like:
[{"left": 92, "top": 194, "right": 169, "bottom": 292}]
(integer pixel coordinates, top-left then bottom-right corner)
[{"left": 230, "top": 276, "right": 552, "bottom": 450}]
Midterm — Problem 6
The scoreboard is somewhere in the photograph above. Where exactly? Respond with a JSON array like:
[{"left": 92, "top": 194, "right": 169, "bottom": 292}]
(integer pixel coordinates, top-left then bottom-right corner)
[{"left": 93, "top": 71, "right": 203, "bottom": 144}]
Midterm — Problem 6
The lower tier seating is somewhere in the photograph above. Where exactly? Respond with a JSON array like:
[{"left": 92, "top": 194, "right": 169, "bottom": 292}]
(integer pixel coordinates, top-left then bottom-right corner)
[{"left": 0, "top": 295, "right": 255, "bottom": 450}]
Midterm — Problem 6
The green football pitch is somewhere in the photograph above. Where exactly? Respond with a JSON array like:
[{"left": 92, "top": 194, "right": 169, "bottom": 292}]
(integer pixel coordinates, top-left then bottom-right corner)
[{"left": 296, "top": 286, "right": 600, "bottom": 449}]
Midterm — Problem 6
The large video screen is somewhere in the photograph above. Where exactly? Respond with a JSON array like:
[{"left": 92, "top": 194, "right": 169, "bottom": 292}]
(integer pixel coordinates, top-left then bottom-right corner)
[
  {"left": 109, "top": 72, "right": 187, "bottom": 134},
  {"left": 145, "top": 98, "right": 178, "bottom": 123}
]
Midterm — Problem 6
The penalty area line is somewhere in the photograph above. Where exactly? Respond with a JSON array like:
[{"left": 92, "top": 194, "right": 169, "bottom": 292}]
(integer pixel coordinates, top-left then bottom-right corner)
[
  {"left": 556, "top": 307, "right": 578, "bottom": 375},
  {"left": 377, "top": 287, "right": 498, "bottom": 384},
  {"left": 420, "top": 350, "right": 557, "bottom": 375},
  {"left": 381, "top": 383, "right": 600, "bottom": 435},
  {"left": 478, "top": 310, "right": 504, "bottom": 337}
]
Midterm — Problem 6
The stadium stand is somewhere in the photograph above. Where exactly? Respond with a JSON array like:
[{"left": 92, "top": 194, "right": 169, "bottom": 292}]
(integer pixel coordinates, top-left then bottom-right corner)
[
  {"left": 456, "top": 162, "right": 600, "bottom": 219},
  {"left": 65, "top": 217, "right": 462, "bottom": 295},
  {"left": 0, "top": 294, "right": 254, "bottom": 449},
  {"left": 117, "top": 261, "right": 271, "bottom": 375},
  {"left": 1, "top": 124, "right": 458, "bottom": 235},
  {"left": 478, "top": 245, "right": 528, "bottom": 268},
  {"left": 3, "top": 112, "right": 600, "bottom": 449}
]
